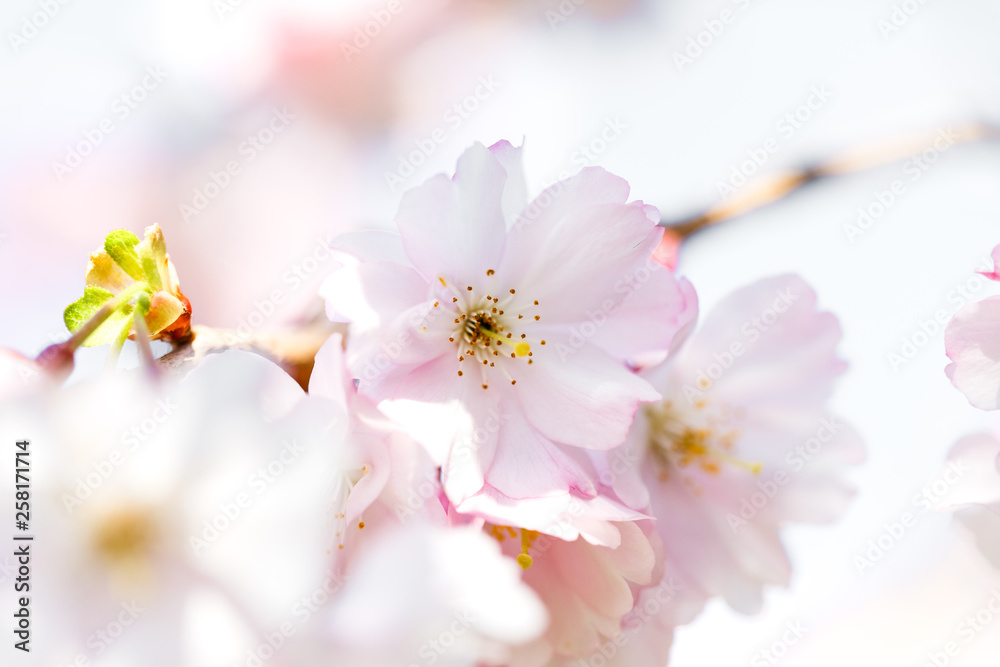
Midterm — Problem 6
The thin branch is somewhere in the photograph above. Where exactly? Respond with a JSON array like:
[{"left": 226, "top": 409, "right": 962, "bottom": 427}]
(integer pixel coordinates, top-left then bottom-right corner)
[
  {"left": 158, "top": 321, "right": 343, "bottom": 390},
  {"left": 663, "top": 122, "right": 1000, "bottom": 238}
]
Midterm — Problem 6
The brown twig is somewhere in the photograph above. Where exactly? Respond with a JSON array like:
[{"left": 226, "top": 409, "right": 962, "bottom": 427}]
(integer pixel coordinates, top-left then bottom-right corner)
[
  {"left": 663, "top": 122, "right": 1000, "bottom": 238},
  {"left": 157, "top": 320, "right": 344, "bottom": 391}
]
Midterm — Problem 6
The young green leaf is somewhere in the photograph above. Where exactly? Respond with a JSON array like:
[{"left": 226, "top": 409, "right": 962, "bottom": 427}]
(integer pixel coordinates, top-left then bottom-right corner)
[
  {"left": 64, "top": 286, "right": 114, "bottom": 332},
  {"left": 104, "top": 230, "right": 144, "bottom": 280},
  {"left": 64, "top": 284, "right": 147, "bottom": 347}
]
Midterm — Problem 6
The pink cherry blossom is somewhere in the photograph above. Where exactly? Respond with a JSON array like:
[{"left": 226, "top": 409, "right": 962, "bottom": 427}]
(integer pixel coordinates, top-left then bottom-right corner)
[
  {"left": 487, "top": 518, "right": 658, "bottom": 665},
  {"left": 946, "top": 246, "right": 1000, "bottom": 409},
  {"left": 942, "top": 434, "right": 1000, "bottom": 569},
  {"left": 944, "top": 433, "right": 1000, "bottom": 512},
  {"left": 320, "top": 140, "right": 697, "bottom": 525},
  {"left": 606, "top": 275, "right": 865, "bottom": 617},
  {"left": 308, "top": 333, "right": 448, "bottom": 575}
]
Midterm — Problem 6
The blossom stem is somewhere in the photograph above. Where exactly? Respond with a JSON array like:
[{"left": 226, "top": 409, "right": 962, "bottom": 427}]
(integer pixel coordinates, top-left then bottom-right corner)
[
  {"left": 662, "top": 122, "right": 1000, "bottom": 239},
  {"left": 105, "top": 321, "right": 131, "bottom": 373},
  {"left": 132, "top": 306, "right": 160, "bottom": 380}
]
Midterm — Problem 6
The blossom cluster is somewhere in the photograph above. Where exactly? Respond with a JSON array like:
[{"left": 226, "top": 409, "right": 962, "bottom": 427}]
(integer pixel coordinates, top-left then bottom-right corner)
[{"left": 0, "top": 140, "right": 864, "bottom": 666}]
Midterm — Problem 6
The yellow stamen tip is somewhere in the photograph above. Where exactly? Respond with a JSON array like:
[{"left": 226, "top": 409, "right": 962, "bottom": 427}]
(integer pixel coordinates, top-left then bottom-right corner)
[
  {"left": 516, "top": 553, "right": 533, "bottom": 569},
  {"left": 514, "top": 342, "right": 531, "bottom": 357}
]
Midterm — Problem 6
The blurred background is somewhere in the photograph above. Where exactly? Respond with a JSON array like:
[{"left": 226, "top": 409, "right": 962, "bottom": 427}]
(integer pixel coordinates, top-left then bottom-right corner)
[{"left": 3, "top": 0, "right": 1000, "bottom": 664}]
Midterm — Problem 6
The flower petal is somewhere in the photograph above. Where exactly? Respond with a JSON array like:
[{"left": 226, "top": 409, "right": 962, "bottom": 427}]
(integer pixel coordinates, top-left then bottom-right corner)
[
  {"left": 395, "top": 143, "right": 508, "bottom": 290},
  {"left": 515, "top": 343, "right": 659, "bottom": 451},
  {"left": 500, "top": 168, "right": 661, "bottom": 321},
  {"left": 977, "top": 243, "right": 1000, "bottom": 281},
  {"left": 484, "top": 407, "right": 596, "bottom": 500},
  {"left": 945, "top": 296, "right": 1000, "bottom": 410},
  {"left": 944, "top": 433, "right": 1000, "bottom": 508},
  {"left": 488, "top": 139, "right": 528, "bottom": 228},
  {"left": 85, "top": 249, "right": 135, "bottom": 294},
  {"left": 320, "top": 260, "right": 429, "bottom": 376}
]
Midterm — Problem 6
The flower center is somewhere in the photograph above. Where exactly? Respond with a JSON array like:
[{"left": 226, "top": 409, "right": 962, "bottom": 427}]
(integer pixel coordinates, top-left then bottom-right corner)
[
  {"left": 89, "top": 505, "right": 162, "bottom": 592},
  {"left": 488, "top": 524, "right": 539, "bottom": 569},
  {"left": 93, "top": 507, "right": 158, "bottom": 564},
  {"left": 332, "top": 464, "right": 370, "bottom": 552},
  {"left": 435, "top": 273, "right": 546, "bottom": 390},
  {"left": 645, "top": 399, "right": 759, "bottom": 482}
]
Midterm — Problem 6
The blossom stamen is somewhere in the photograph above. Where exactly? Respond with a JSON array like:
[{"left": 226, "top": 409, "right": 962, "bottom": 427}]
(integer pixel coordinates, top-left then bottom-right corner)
[
  {"left": 488, "top": 525, "right": 538, "bottom": 569},
  {"left": 646, "top": 400, "right": 760, "bottom": 478},
  {"left": 438, "top": 275, "right": 542, "bottom": 389}
]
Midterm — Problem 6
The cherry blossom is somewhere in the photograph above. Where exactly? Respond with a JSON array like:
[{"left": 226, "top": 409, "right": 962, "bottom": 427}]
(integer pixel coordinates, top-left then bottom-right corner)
[
  {"left": 308, "top": 333, "right": 448, "bottom": 576},
  {"left": 320, "top": 140, "right": 697, "bottom": 525},
  {"left": 0, "top": 350, "right": 343, "bottom": 666},
  {"left": 946, "top": 245, "right": 1000, "bottom": 409},
  {"left": 605, "top": 275, "right": 865, "bottom": 618}
]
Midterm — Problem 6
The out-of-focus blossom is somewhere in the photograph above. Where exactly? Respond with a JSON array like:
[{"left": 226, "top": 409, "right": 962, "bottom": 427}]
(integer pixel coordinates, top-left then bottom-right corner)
[
  {"left": 309, "top": 333, "right": 447, "bottom": 576},
  {"left": 0, "top": 350, "right": 344, "bottom": 666},
  {"left": 608, "top": 275, "right": 865, "bottom": 619},
  {"left": 944, "top": 433, "right": 1000, "bottom": 512},
  {"left": 0, "top": 346, "right": 71, "bottom": 398},
  {"left": 320, "top": 140, "right": 697, "bottom": 528},
  {"left": 320, "top": 524, "right": 549, "bottom": 667},
  {"left": 486, "top": 518, "right": 658, "bottom": 665},
  {"left": 941, "top": 434, "right": 1000, "bottom": 569},
  {"left": 946, "top": 245, "right": 1000, "bottom": 410},
  {"left": 273, "top": 0, "right": 455, "bottom": 131}
]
